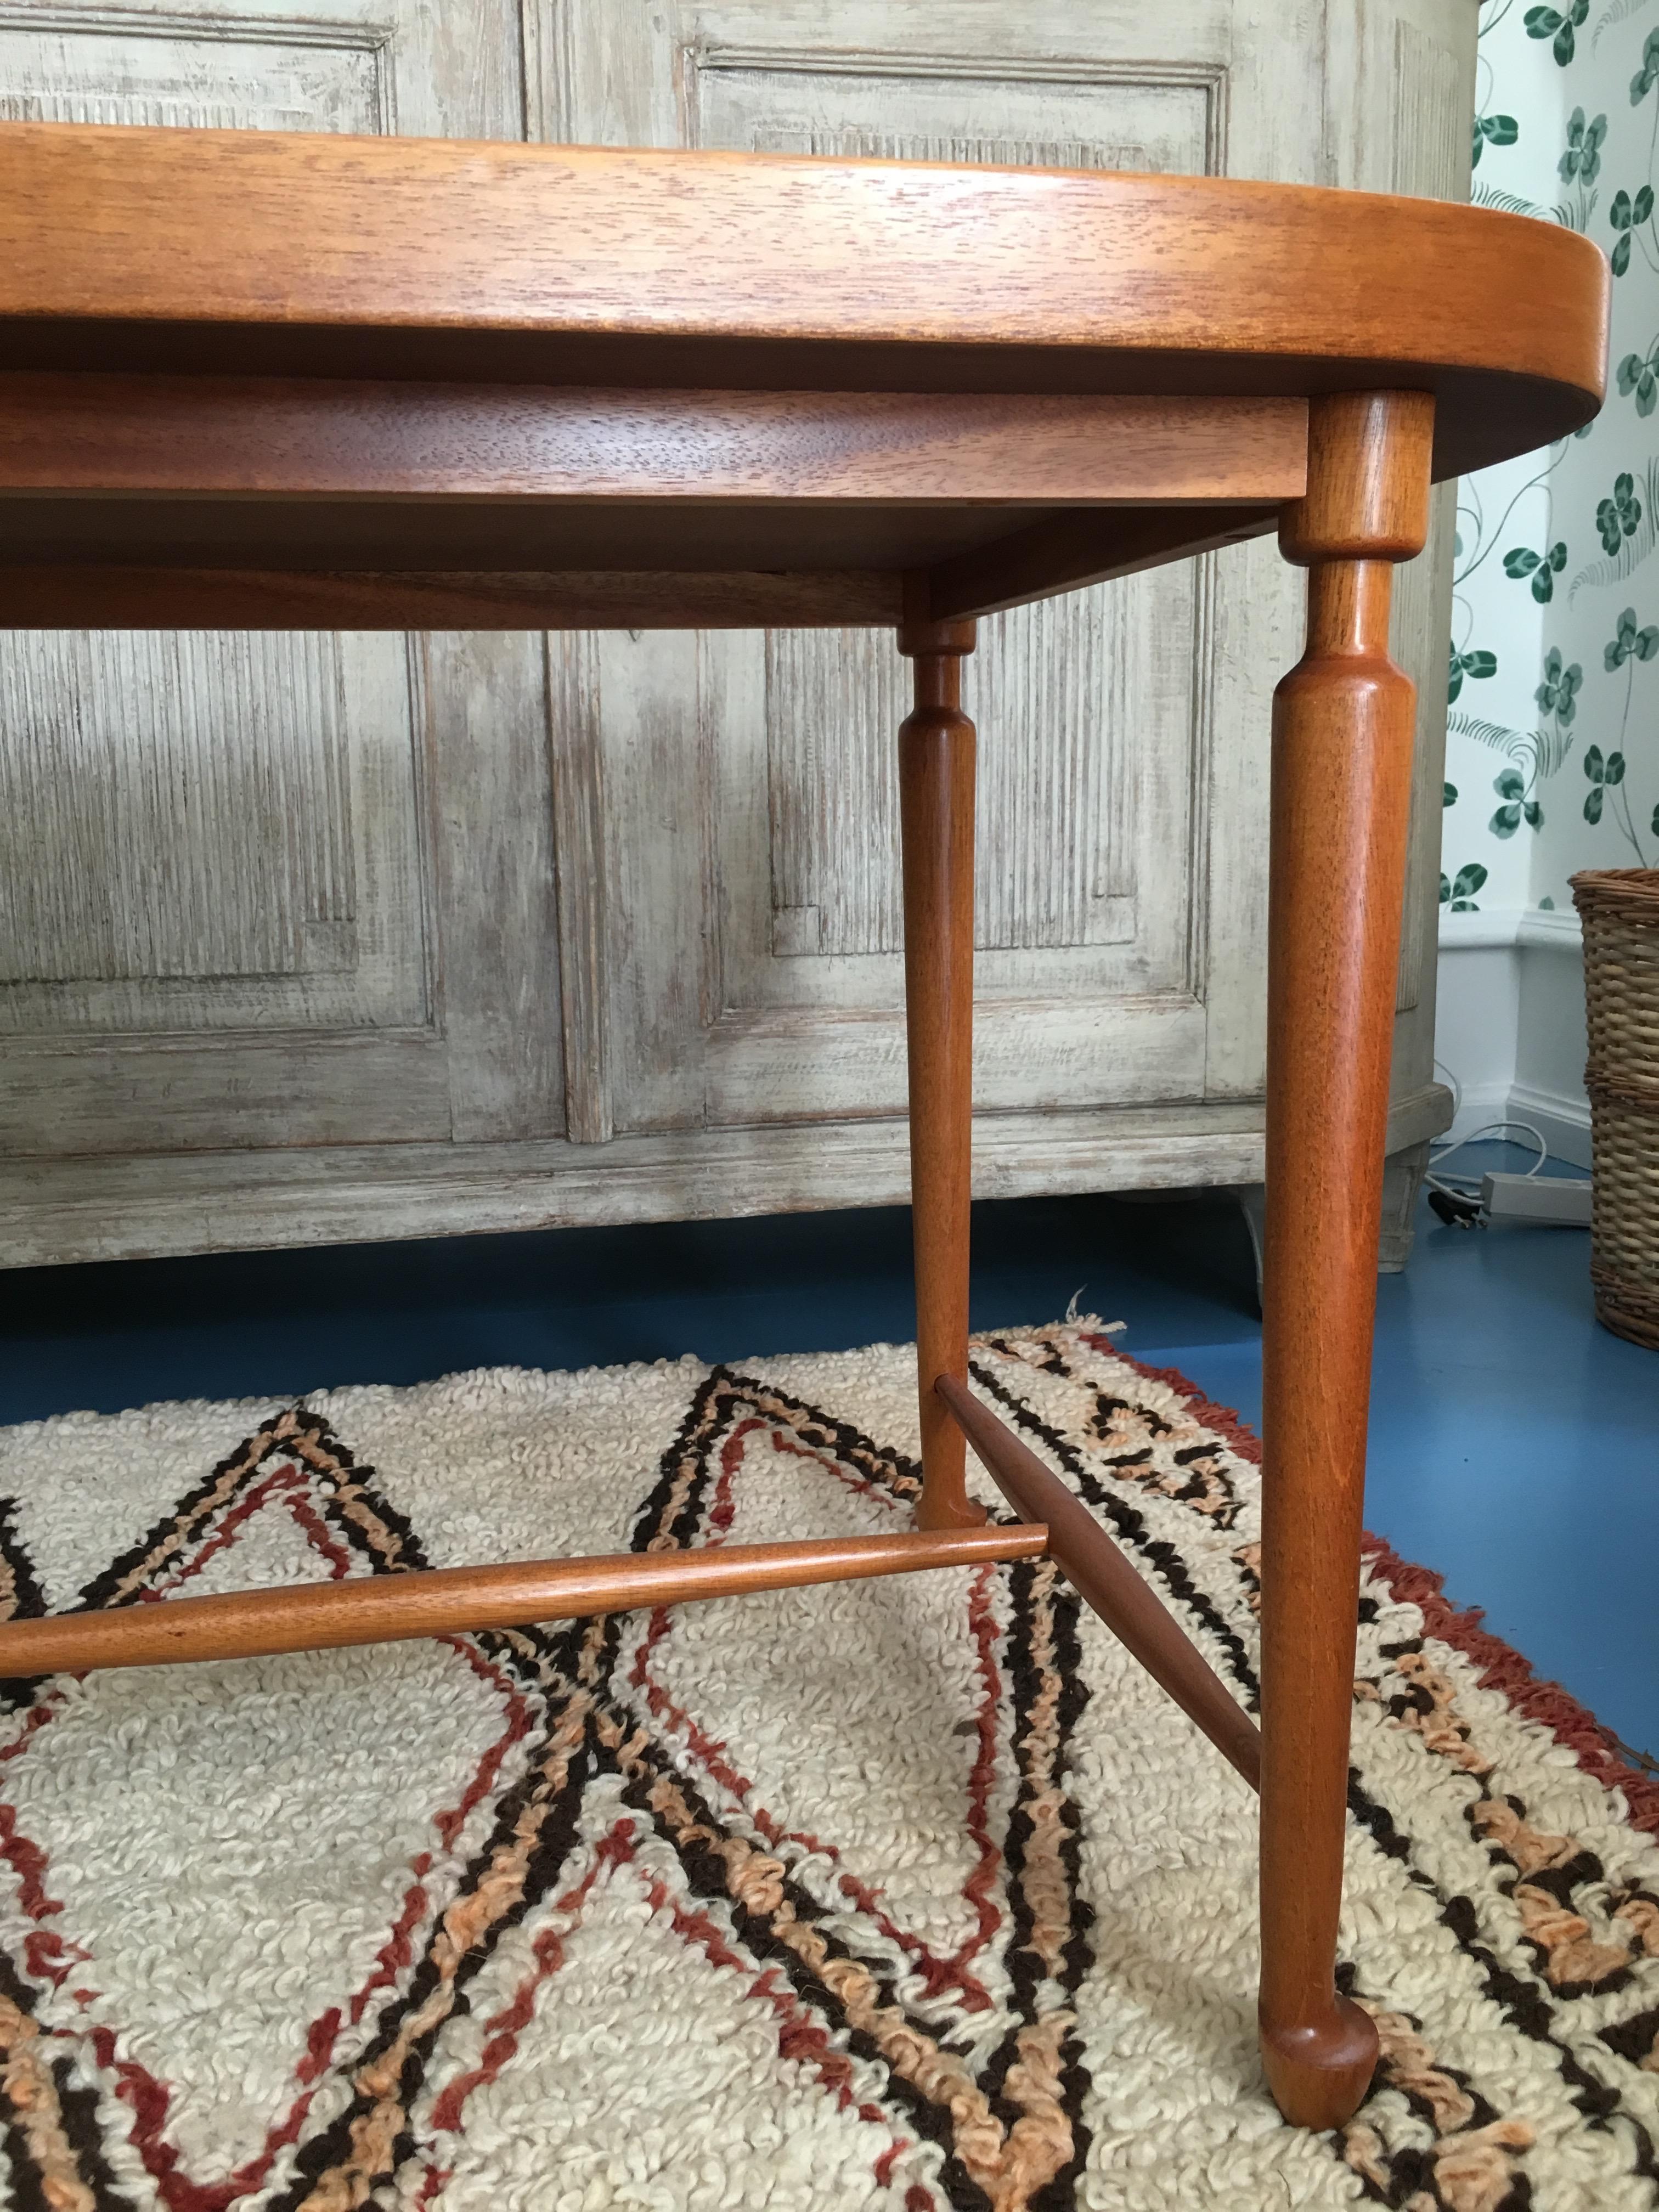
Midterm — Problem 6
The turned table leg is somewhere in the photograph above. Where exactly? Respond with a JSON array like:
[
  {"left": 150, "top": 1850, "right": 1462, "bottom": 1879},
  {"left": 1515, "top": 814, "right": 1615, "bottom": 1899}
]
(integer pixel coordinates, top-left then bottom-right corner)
[
  {"left": 898, "top": 588, "right": 984, "bottom": 1532},
  {"left": 1259, "top": 391, "right": 1434, "bottom": 2128}
]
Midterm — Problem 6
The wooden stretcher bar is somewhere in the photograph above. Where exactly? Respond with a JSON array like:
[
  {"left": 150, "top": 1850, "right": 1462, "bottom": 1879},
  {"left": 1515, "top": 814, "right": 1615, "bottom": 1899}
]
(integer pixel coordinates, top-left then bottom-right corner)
[
  {"left": 936, "top": 1374, "right": 1261, "bottom": 1789},
  {"left": 0, "top": 1522, "right": 1049, "bottom": 1677}
]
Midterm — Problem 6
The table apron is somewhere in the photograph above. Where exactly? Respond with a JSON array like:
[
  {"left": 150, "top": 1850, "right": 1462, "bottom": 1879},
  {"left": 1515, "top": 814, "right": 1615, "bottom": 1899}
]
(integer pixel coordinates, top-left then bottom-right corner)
[{"left": 0, "top": 376, "right": 1307, "bottom": 506}]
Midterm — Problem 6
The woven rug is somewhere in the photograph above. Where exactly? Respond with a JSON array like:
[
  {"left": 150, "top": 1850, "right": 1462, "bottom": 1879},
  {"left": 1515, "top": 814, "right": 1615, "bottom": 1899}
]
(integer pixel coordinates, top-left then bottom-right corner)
[{"left": 0, "top": 1323, "right": 1654, "bottom": 2212}]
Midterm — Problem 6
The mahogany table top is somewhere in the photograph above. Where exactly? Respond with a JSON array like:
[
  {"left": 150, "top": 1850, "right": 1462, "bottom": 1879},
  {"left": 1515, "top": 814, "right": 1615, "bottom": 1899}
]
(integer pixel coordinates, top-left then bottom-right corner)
[{"left": 0, "top": 123, "right": 1611, "bottom": 630}]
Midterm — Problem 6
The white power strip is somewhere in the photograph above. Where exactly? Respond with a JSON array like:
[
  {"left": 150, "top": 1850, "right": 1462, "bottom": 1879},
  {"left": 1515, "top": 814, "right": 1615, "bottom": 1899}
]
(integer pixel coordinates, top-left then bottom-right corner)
[{"left": 1479, "top": 1172, "right": 1593, "bottom": 1226}]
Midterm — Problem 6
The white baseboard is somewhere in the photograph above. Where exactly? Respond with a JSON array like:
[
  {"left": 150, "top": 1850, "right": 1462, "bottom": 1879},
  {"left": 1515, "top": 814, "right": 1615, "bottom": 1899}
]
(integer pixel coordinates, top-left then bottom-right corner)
[
  {"left": 1437, "top": 905, "right": 1583, "bottom": 951},
  {"left": 1436, "top": 1080, "right": 1590, "bottom": 1169},
  {"left": 1505, "top": 1079, "right": 1593, "bottom": 1171}
]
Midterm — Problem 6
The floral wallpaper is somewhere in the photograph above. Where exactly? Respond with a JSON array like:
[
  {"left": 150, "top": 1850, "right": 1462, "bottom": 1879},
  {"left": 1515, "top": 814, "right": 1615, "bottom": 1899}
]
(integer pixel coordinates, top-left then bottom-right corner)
[{"left": 1443, "top": 0, "right": 1659, "bottom": 915}]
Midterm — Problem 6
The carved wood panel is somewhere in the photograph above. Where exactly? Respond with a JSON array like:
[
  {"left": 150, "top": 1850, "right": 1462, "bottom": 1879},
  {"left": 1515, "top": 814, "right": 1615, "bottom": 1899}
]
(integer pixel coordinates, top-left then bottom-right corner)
[
  {"left": 540, "top": 0, "right": 1339, "bottom": 1140},
  {"left": 682, "top": 49, "right": 1216, "bottom": 1126},
  {"left": 0, "top": 632, "right": 354, "bottom": 988},
  {"left": 0, "top": 7, "right": 389, "bottom": 135},
  {"left": 766, "top": 597, "right": 1137, "bottom": 962},
  {"left": 0, "top": 0, "right": 1469, "bottom": 1258},
  {"left": 0, "top": 0, "right": 561, "bottom": 1154},
  {"left": 704, "top": 63, "right": 1205, "bottom": 979},
  {"left": 0, "top": 629, "right": 427, "bottom": 1036}
]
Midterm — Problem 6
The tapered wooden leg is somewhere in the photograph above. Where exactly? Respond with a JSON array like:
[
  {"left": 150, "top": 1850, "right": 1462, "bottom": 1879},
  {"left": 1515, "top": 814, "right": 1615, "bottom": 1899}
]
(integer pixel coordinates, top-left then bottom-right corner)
[
  {"left": 1259, "top": 392, "right": 1435, "bottom": 2129},
  {"left": 898, "top": 588, "right": 983, "bottom": 1531}
]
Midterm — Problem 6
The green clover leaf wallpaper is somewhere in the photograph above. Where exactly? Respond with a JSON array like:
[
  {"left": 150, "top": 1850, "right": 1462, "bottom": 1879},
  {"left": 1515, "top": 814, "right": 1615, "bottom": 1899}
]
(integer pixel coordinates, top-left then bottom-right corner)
[{"left": 1447, "top": 0, "right": 1659, "bottom": 912}]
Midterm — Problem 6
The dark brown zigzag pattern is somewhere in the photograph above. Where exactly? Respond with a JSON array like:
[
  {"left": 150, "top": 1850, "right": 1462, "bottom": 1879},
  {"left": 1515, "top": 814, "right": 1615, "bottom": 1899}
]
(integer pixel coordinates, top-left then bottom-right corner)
[
  {"left": 0, "top": 1340, "right": 1652, "bottom": 2210},
  {"left": 992, "top": 1327, "right": 1659, "bottom": 2211},
  {"left": 0, "top": 1370, "right": 1101, "bottom": 2212}
]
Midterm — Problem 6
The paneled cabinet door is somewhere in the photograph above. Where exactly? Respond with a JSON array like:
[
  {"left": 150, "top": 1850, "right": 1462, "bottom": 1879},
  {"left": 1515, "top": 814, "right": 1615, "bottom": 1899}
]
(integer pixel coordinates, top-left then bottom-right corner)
[
  {"left": 0, "top": 0, "right": 563, "bottom": 1160},
  {"left": 545, "top": 0, "right": 1324, "bottom": 1144}
]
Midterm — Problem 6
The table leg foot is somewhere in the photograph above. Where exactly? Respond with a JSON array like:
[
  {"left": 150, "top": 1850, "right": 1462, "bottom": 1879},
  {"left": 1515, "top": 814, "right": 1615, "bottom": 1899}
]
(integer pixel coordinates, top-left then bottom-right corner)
[{"left": 1260, "top": 1997, "right": 1380, "bottom": 2130}]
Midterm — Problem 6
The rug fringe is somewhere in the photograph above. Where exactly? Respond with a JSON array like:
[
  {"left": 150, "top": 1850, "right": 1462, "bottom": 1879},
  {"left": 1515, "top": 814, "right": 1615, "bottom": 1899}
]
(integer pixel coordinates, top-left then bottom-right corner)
[{"left": 1102, "top": 1335, "right": 1659, "bottom": 1839}]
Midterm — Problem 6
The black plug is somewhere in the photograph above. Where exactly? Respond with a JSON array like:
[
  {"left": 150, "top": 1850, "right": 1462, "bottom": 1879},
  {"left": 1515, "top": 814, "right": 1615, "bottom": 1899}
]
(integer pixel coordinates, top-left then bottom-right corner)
[{"left": 1427, "top": 1187, "right": 1485, "bottom": 1231}]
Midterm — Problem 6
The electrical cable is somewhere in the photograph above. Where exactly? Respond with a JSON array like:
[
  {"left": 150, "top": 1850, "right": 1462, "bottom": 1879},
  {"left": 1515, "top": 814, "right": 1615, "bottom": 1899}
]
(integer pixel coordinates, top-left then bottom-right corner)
[
  {"left": 1428, "top": 1058, "right": 1550, "bottom": 1194},
  {"left": 1426, "top": 1120, "right": 1549, "bottom": 1198},
  {"left": 1424, "top": 1060, "right": 1551, "bottom": 1226}
]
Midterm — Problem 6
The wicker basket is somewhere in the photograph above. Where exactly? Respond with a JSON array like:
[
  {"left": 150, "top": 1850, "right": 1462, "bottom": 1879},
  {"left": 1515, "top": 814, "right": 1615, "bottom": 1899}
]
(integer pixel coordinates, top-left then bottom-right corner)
[{"left": 1571, "top": 868, "right": 1659, "bottom": 1348}]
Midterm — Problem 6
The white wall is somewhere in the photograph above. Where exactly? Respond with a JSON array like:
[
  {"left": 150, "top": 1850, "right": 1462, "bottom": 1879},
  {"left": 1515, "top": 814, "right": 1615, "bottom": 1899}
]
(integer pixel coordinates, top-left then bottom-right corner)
[{"left": 1434, "top": 909, "right": 1589, "bottom": 1168}]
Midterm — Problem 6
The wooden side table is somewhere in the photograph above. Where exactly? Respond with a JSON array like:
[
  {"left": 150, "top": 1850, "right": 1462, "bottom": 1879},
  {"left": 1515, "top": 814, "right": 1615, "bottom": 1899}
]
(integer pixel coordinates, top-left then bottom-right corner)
[{"left": 0, "top": 123, "right": 1608, "bottom": 2128}]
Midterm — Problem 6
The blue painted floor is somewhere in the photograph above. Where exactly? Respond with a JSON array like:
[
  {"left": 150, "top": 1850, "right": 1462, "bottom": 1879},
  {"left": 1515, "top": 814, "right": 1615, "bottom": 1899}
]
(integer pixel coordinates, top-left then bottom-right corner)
[{"left": 1, "top": 1141, "right": 1652, "bottom": 1754}]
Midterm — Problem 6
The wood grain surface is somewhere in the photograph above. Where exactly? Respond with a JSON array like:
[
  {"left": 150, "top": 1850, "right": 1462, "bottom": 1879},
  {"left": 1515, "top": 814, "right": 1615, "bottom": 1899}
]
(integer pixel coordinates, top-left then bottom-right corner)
[
  {"left": 927, "top": 505, "right": 1283, "bottom": 619},
  {"left": 0, "top": 377, "right": 1306, "bottom": 505},
  {"left": 0, "top": 125, "right": 1607, "bottom": 479},
  {"left": 1257, "top": 390, "right": 1436, "bottom": 2130},
  {"left": 899, "top": 591, "right": 982, "bottom": 1531},
  {"left": 0, "top": 1523, "right": 1050, "bottom": 1677},
  {"left": 0, "top": 567, "right": 906, "bottom": 629}
]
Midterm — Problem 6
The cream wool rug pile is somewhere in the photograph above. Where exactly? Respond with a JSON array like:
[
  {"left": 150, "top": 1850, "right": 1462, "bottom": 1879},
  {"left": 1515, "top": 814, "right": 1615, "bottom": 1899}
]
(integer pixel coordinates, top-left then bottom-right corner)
[{"left": 0, "top": 1322, "right": 1654, "bottom": 2212}]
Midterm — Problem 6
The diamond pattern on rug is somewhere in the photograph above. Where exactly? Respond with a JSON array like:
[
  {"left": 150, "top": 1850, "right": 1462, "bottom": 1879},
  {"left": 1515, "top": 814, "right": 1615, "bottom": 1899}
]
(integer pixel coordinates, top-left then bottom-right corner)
[{"left": 0, "top": 1331, "right": 1652, "bottom": 2210}]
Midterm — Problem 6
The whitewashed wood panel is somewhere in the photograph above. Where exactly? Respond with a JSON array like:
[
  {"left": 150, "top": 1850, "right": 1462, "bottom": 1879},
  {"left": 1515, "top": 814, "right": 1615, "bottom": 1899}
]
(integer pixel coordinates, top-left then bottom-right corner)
[
  {"left": 699, "top": 50, "right": 1206, "bottom": 990},
  {"left": 589, "top": 628, "right": 714, "bottom": 1135},
  {"left": 699, "top": 55, "right": 1203, "bottom": 157},
  {"left": 0, "top": 1034, "right": 451, "bottom": 1156},
  {"left": 0, "top": 0, "right": 560, "bottom": 1163},
  {"left": 709, "top": 557, "right": 1197, "bottom": 1039},
  {"left": 1, "top": 631, "right": 354, "bottom": 987},
  {"left": 0, "top": 1079, "right": 1453, "bottom": 1267},
  {"left": 1393, "top": 18, "right": 1469, "bottom": 201},
  {"left": 0, "top": 1101, "right": 1271, "bottom": 1265},
  {"left": 665, "top": 37, "right": 1226, "bottom": 1130},
  {"left": 1197, "top": 537, "right": 1289, "bottom": 1100},
  {"left": 969, "top": 600, "right": 1138, "bottom": 951},
  {"left": 0, "top": 5, "right": 422, "bottom": 1141},
  {"left": 767, "top": 601, "right": 1135, "bottom": 962},
  {"left": 766, "top": 629, "right": 906, "bottom": 961},
  {"left": 547, "top": 0, "right": 1449, "bottom": 1190},
  {"left": 704, "top": 995, "right": 1209, "bottom": 1126},
  {"left": 0, "top": 6, "right": 388, "bottom": 136},
  {"left": 419, "top": 631, "right": 565, "bottom": 1142},
  {"left": 0, "top": 14, "right": 408, "bottom": 1049},
  {"left": 547, "top": 630, "right": 612, "bottom": 1143},
  {"left": 0, "top": 628, "right": 429, "bottom": 1039},
  {"left": 0, "top": 0, "right": 1468, "bottom": 1255}
]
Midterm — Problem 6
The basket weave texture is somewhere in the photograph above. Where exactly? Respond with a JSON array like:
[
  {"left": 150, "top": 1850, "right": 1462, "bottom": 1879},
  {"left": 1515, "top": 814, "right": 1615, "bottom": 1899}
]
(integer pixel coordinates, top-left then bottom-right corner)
[{"left": 1570, "top": 867, "right": 1659, "bottom": 1349}]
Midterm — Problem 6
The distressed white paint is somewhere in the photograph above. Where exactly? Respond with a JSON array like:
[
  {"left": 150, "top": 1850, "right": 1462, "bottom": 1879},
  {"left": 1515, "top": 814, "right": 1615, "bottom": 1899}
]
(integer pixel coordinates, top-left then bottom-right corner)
[
  {"left": 0, "top": 1087, "right": 1451, "bottom": 1268},
  {"left": 0, "top": 0, "right": 1474, "bottom": 1261},
  {"left": 0, "top": 0, "right": 558, "bottom": 1167}
]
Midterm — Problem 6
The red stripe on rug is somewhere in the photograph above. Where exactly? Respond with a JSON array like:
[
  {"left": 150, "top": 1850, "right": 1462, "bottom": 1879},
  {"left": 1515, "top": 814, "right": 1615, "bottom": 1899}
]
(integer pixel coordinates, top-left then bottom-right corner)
[
  {"left": 425, "top": 1819, "right": 636, "bottom": 2136},
  {"left": 1105, "top": 1340, "right": 1659, "bottom": 1838},
  {"left": 625, "top": 1575, "right": 1001, "bottom": 2008}
]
